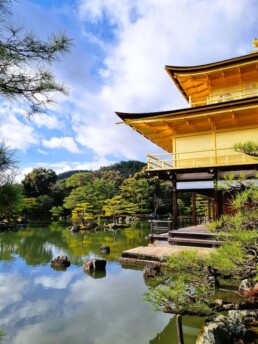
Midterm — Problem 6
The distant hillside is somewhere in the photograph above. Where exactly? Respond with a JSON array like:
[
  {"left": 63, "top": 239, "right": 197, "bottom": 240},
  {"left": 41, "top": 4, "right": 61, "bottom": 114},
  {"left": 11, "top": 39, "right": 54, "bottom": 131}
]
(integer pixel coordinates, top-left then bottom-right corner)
[
  {"left": 57, "top": 170, "right": 89, "bottom": 180},
  {"left": 57, "top": 160, "right": 146, "bottom": 180},
  {"left": 95, "top": 160, "right": 146, "bottom": 179}
]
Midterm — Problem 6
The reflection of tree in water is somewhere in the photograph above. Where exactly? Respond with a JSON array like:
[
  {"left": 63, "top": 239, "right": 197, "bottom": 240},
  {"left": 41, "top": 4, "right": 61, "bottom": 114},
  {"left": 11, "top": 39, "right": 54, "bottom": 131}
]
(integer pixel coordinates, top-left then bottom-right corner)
[
  {"left": 149, "top": 316, "right": 205, "bottom": 344},
  {"left": 0, "top": 221, "right": 150, "bottom": 266},
  {"left": 0, "top": 226, "right": 69, "bottom": 265}
]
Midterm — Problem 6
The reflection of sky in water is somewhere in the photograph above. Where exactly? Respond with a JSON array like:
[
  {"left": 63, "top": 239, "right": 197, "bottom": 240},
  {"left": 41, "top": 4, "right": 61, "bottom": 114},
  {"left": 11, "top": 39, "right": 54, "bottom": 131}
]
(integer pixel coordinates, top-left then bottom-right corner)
[
  {"left": 0, "top": 225, "right": 204, "bottom": 344},
  {"left": 0, "top": 257, "right": 172, "bottom": 344}
]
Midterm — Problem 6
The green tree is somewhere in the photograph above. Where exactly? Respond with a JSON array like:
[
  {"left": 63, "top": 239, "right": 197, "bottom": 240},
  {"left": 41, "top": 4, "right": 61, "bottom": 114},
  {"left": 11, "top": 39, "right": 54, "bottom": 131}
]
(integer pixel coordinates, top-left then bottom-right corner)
[
  {"left": 71, "top": 202, "right": 95, "bottom": 224},
  {"left": 65, "top": 172, "right": 92, "bottom": 189},
  {"left": 22, "top": 168, "right": 57, "bottom": 197},
  {"left": 103, "top": 195, "right": 137, "bottom": 222},
  {"left": 0, "top": 0, "right": 71, "bottom": 114},
  {"left": 152, "top": 179, "right": 173, "bottom": 215},
  {"left": 120, "top": 176, "right": 154, "bottom": 215},
  {"left": 63, "top": 185, "right": 93, "bottom": 210},
  {"left": 23, "top": 197, "right": 38, "bottom": 214},
  {"left": 0, "top": 141, "right": 17, "bottom": 184},
  {"left": 50, "top": 206, "right": 65, "bottom": 219},
  {"left": 0, "top": 143, "right": 23, "bottom": 221},
  {"left": 234, "top": 141, "right": 258, "bottom": 157},
  {"left": 92, "top": 178, "right": 117, "bottom": 213},
  {"left": 63, "top": 173, "right": 117, "bottom": 216},
  {"left": 0, "top": 183, "right": 24, "bottom": 220}
]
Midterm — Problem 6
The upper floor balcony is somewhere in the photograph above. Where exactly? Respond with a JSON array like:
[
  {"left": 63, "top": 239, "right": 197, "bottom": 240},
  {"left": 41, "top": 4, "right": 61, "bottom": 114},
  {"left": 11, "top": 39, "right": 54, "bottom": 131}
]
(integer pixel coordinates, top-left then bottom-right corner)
[
  {"left": 190, "top": 87, "right": 258, "bottom": 107},
  {"left": 147, "top": 148, "right": 256, "bottom": 171}
]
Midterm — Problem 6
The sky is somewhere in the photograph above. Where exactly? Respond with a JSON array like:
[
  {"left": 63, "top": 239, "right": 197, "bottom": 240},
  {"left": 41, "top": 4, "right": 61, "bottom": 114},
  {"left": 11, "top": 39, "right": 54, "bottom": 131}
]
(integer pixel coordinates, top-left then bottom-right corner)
[{"left": 0, "top": 0, "right": 257, "bottom": 181}]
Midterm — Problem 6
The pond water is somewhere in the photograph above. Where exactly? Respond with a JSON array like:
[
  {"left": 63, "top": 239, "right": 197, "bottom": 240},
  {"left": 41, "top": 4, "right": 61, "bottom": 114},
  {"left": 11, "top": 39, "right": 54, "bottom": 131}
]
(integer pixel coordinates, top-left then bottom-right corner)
[{"left": 0, "top": 221, "right": 205, "bottom": 344}]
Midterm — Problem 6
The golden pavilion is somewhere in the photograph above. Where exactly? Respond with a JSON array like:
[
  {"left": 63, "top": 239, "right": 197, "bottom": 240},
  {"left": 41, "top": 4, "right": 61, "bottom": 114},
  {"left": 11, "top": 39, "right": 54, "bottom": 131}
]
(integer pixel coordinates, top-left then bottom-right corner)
[{"left": 116, "top": 49, "right": 258, "bottom": 229}]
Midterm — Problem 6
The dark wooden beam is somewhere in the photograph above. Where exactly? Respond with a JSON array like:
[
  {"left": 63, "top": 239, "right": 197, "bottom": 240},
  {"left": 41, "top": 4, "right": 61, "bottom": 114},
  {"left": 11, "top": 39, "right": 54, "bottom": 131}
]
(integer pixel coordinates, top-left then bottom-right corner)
[{"left": 192, "top": 192, "right": 197, "bottom": 226}]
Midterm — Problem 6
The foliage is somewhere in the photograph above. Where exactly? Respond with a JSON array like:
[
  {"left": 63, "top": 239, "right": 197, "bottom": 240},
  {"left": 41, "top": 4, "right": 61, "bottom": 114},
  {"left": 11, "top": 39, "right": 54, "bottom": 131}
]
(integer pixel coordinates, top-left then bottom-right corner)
[
  {"left": 50, "top": 206, "right": 64, "bottom": 219},
  {"left": 96, "top": 160, "right": 146, "bottom": 179},
  {"left": 20, "top": 160, "right": 178, "bottom": 218},
  {"left": 120, "top": 175, "right": 154, "bottom": 214},
  {"left": 144, "top": 175, "right": 258, "bottom": 316},
  {"left": 103, "top": 195, "right": 137, "bottom": 221},
  {"left": 23, "top": 195, "right": 54, "bottom": 214},
  {"left": 23, "top": 197, "right": 38, "bottom": 214},
  {"left": 0, "top": 329, "right": 4, "bottom": 343},
  {"left": 0, "top": 141, "right": 17, "bottom": 184},
  {"left": 149, "top": 179, "right": 173, "bottom": 215},
  {"left": 0, "top": 0, "right": 71, "bottom": 114},
  {"left": 22, "top": 168, "right": 57, "bottom": 197},
  {"left": 63, "top": 185, "right": 90, "bottom": 210},
  {"left": 65, "top": 172, "right": 92, "bottom": 188},
  {"left": 233, "top": 141, "right": 258, "bottom": 157},
  {"left": 0, "top": 183, "right": 24, "bottom": 219},
  {"left": 57, "top": 169, "right": 90, "bottom": 180},
  {"left": 71, "top": 202, "right": 95, "bottom": 223}
]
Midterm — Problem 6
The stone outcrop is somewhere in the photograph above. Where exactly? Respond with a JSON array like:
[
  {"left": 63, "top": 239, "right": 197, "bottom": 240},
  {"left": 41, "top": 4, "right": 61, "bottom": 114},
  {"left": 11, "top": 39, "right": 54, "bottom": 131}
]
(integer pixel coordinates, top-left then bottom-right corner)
[
  {"left": 83, "top": 258, "right": 106, "bottom": 272},
  {"left": 197, "top": 310, "right": 258, "bottom": 344},
  {"left": 239, "top": 279, "right": 258, "bottom": 297}
]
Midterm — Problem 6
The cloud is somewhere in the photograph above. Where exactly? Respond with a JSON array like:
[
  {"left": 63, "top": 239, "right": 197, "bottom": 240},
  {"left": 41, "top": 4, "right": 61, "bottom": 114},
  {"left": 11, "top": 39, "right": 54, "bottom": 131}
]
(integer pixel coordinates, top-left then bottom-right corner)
[
  {"left": 0, "top": 105, "right": 38, "bottom": 151},
  {"left": 42, "top": 137, "right": 81, "bottom": 154},
  {"left": 37, "top": 149, "right": 48, "bottom": 155},
  {"left": 31, "top": 113, "right": 64, "bottom": 130},
  {"left": 35, "top": 271, "right": 76, "bottom": 290},
  {"left": 70, "top": 0, "right": 257, "bottom": 163},
  {"left": 0, "top": 273, "right": 29, "bottom": 310},
  {"left": 3, "top": 0, "right": 258, "bottom": 174}
]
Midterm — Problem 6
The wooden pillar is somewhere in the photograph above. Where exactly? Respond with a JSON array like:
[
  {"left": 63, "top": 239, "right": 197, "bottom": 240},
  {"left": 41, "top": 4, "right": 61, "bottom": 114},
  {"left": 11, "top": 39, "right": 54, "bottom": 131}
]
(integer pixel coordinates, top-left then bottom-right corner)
[
  {"left": 172, "top": 180, "right": 178, "bottom": 229},
  {"left": 213, "top": 191, "right": 223, "bottom": 220},
  {"left": 176, "top": 315, "right": 184, "bottom": 344},
  {"left": 213, "top": 171, "right": 219, "bottom": 220},
  {"left": 213, "top": 191, "right": 218, "bottom": 220},
  {"left": 192, "top": 192, "right": 197, "bottom": 226},
  {"left": 208, "top": 197, "right": 211, "bottom": 222}
]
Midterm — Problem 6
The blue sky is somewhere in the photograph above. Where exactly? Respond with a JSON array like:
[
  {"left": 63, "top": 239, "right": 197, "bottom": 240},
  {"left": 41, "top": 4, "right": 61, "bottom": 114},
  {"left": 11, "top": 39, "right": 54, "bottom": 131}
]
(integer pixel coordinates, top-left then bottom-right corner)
[{"left": 0, "top": 0, "right": 257, "bottom": 181}]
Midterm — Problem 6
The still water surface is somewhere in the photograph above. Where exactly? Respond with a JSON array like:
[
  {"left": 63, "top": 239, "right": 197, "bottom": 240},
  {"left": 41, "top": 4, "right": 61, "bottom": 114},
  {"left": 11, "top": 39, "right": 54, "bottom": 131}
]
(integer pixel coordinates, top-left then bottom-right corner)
[{"left": 0, "top": 221, "right": 204, "bottom": 344}]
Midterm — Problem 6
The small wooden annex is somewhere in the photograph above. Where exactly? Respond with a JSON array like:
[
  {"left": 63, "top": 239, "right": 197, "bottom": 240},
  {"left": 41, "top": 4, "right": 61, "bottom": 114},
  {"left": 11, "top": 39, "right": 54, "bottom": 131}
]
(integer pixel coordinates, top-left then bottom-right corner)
[{"left": 116, "top": 48, "right": 258, "bottom": 229}]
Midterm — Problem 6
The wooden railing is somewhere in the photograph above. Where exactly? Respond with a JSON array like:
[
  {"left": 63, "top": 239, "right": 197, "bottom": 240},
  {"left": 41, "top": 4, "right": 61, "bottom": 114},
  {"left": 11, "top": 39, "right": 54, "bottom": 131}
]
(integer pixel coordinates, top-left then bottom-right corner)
[
  {"left": 147, "top": 148, "right": 255, "bottom": 171},
  {"left": 146, "top": 153, "right": 173, "bottom": 170},
  {"left": 190, "top": 87, "right": 258, "bottom": 107}
]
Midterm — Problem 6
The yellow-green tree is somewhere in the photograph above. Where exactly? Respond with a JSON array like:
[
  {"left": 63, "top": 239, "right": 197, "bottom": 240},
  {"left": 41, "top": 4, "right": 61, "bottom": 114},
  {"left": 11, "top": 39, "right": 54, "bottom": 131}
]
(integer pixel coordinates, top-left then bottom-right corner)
[{"left": 71, "top": 202, "right": 95, "bottom": 224}]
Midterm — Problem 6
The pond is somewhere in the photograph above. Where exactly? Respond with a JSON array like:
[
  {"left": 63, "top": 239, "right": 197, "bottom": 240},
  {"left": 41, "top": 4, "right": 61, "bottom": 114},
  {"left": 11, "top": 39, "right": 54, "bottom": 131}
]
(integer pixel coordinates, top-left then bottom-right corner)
[{"left": 0, "top": 221, "right": 205, "bottom": 344}]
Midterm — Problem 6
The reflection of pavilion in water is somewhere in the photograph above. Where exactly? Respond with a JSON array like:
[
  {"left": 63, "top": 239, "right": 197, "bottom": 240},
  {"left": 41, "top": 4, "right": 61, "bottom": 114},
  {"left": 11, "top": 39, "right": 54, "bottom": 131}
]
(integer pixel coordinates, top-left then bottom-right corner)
[{"left": 149, "top": 316, "right": 205, "bottom": 344}]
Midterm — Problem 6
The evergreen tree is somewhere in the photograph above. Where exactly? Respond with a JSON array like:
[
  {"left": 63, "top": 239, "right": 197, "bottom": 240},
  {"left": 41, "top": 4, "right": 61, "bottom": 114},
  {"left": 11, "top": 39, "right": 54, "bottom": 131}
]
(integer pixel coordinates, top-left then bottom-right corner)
[
  {"left": 0, "top": 0, "right": 71, "bottom": 114},
  {"left": 144, "top": 175, "right": 258, "bottom": 316}
]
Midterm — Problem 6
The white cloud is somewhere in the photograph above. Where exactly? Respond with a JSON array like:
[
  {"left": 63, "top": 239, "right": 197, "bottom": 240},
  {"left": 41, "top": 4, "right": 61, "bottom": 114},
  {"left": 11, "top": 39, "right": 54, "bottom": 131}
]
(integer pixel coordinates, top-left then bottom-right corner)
[
  {"left": 4, "top": 0, "right": 258, "bottom": 170},
  {"left": 42, "top": 137, "right": 81, "bottom": 154},
  {"left": 35, "top": 271, "right": 76, "bottom": 290},
  {"left": 75, "top": 121, "right": 159, "bottom": 160},
  {"left": 71, "top": 0, "right": 256, "bottom": 162},
  {"left": 0, "top": 107, "right": 38, "bottom": 151},
  {"left": 31, "top": 113, "right": 63, "bottom": 130},
  {"left": 0, "top": 274, "right": 29, "bottom": 310},
  {"left": 37, "top": 149, "right": 48, "bottom": 155}
]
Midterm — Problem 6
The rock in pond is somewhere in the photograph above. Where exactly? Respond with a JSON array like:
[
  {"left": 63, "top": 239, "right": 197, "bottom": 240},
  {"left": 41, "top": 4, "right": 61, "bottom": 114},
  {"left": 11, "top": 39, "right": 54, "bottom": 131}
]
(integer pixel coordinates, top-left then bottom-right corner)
[
  {"left": 239, "top": 279, "right": 258, "bottom": 297},
  {"left": 143, "top": 264, "right": 162, "bottom": 278},
  {"left": 70, "top": 225, "right": 80, "bottom": 232},
  {"left": 51, "top": 255, "right": 71, "bottom": 269},
  {"left": 83, "top": 258, "right": 106, "bottom": 272},
  {"left": 99, "top": 246, "right": 110, "bottom": 254}
]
